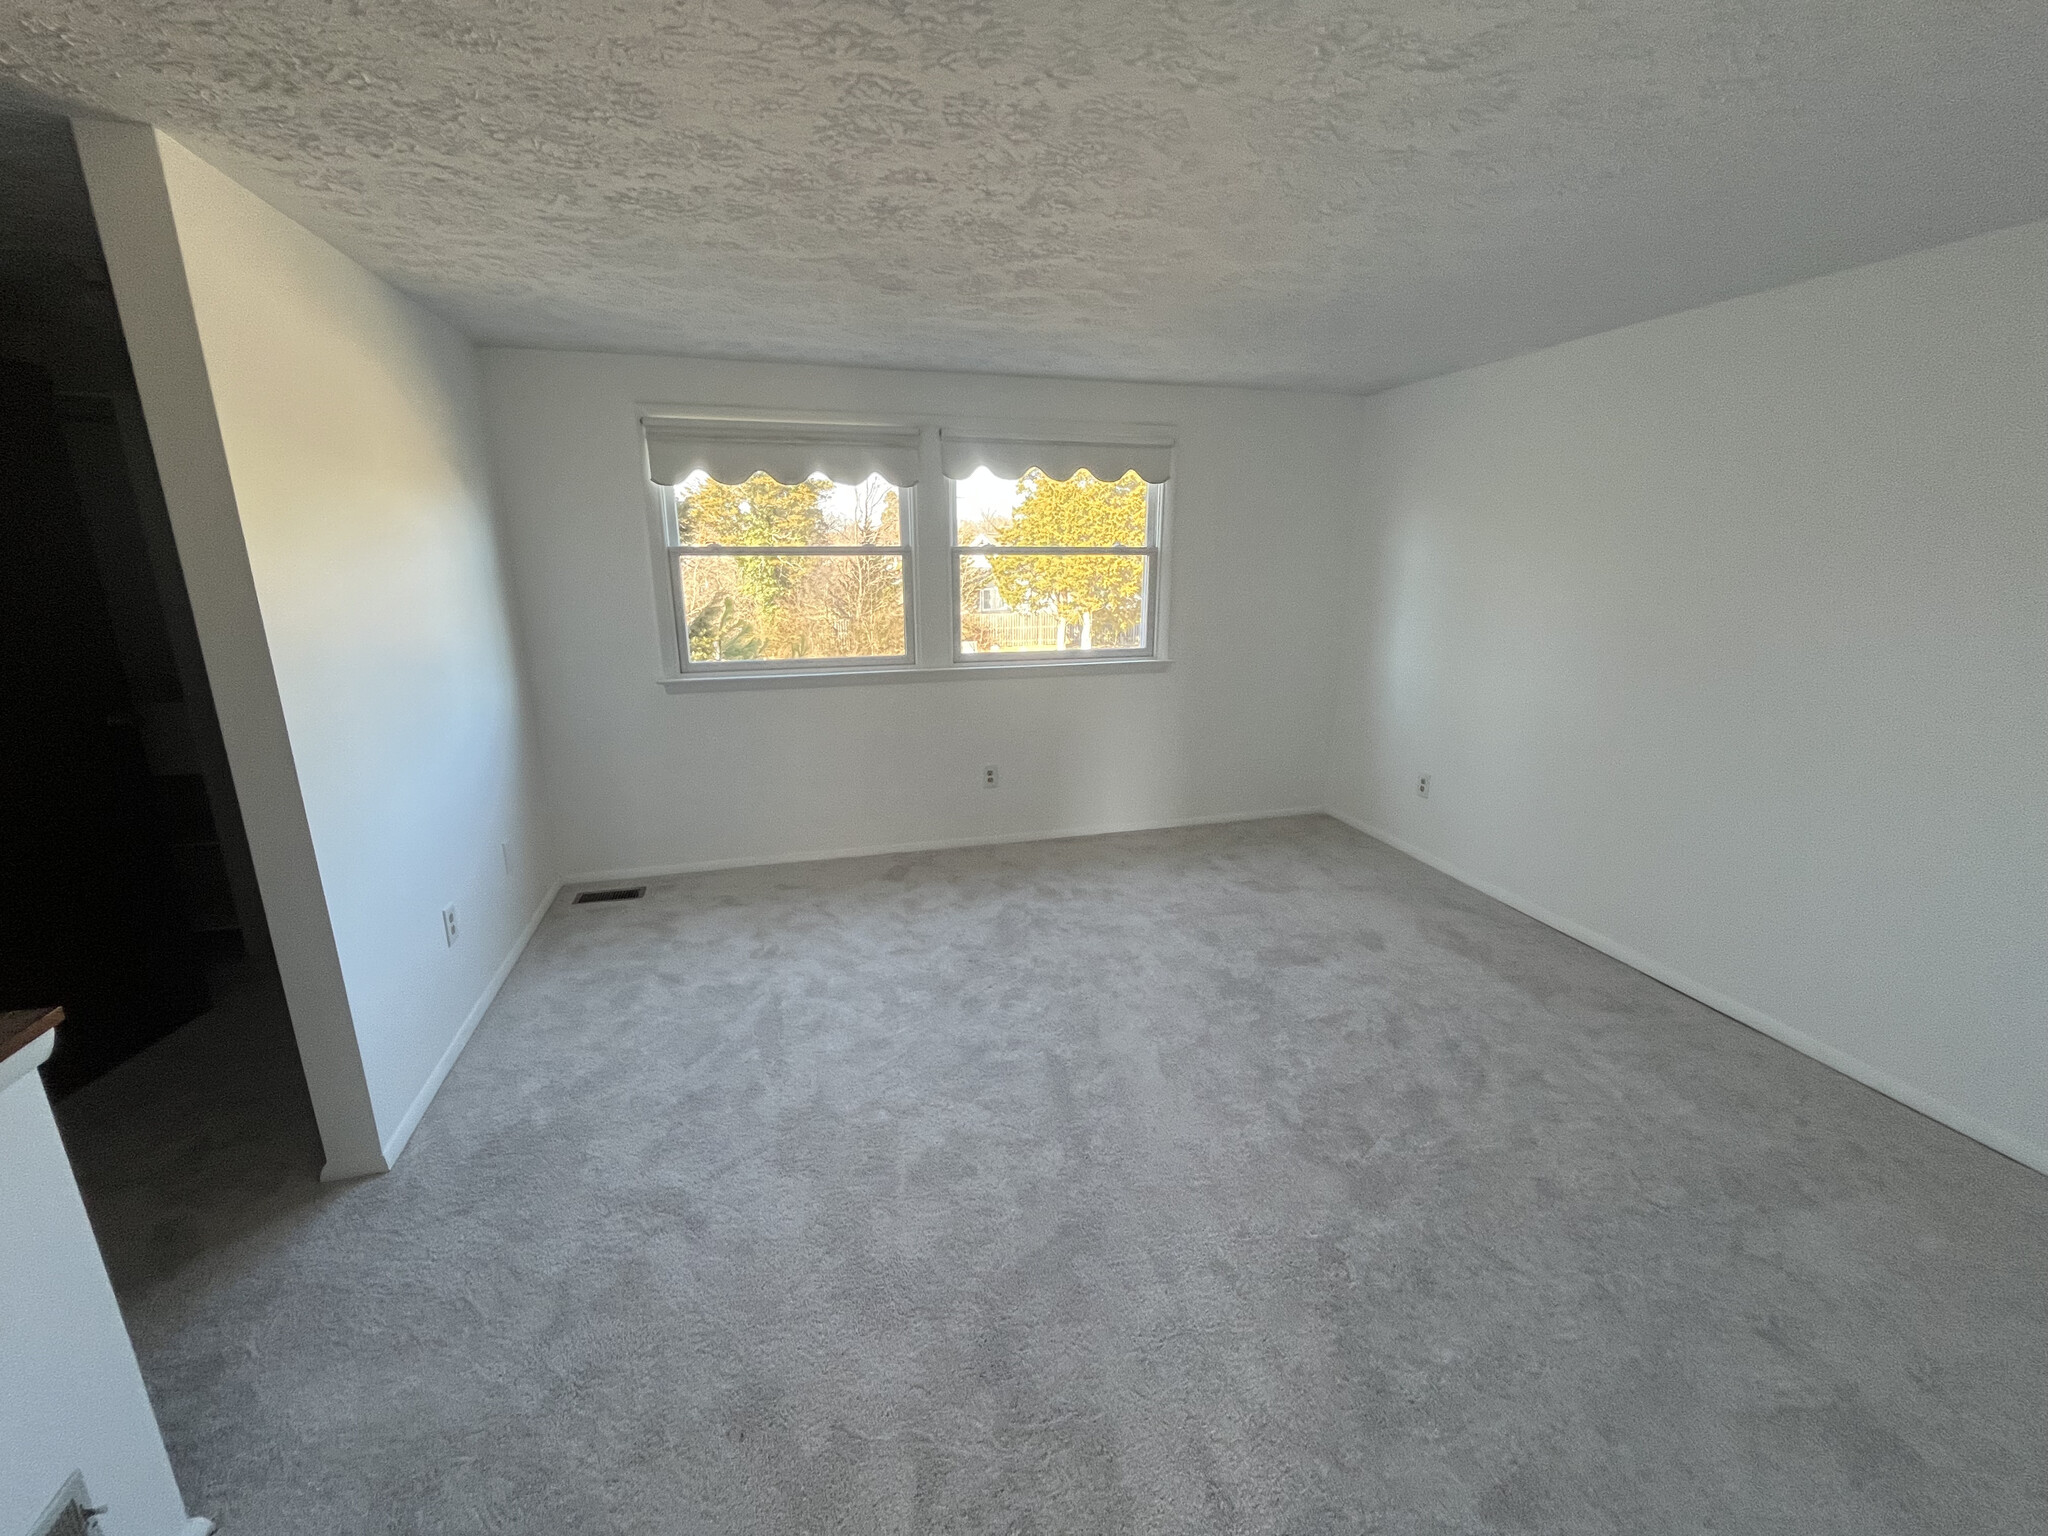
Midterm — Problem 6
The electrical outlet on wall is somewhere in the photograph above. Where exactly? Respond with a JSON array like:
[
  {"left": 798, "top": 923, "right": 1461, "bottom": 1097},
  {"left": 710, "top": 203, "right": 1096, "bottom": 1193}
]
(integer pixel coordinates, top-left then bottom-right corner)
[
  {"left": 442, "top": 905, "right": 459, "bottom": 947},
  {"left": 1417, "top": 775, "right": 1430, "bottom": 799},
  {"left": 983, "top": 765, "right": 999, "bottom": 789}
]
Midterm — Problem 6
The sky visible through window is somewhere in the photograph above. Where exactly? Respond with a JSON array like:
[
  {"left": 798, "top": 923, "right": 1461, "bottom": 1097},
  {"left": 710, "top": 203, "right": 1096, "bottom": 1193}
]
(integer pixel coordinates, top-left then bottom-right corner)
[{"left": 954, "top": 467, "right": 1026, "bottom": 545}]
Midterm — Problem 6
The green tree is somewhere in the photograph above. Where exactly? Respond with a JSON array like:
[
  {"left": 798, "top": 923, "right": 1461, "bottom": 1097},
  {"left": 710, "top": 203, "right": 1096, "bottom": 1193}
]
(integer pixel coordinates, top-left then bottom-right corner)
[
  {"left": 679, "top": 473, "right": 830, "bottom": 614},
  {"left": 989, "top": 470, "right": 1149, "bottom": 648},
  {"left": 680, "top": 473, "right": 906, "bottom": 660},
  {"left": 686, "top": 594, "right": 762, "bottom": 661}
]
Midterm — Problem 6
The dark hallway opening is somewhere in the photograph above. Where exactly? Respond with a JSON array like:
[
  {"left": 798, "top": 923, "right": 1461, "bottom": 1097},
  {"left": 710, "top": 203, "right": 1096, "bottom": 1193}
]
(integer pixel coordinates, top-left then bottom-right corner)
[{"left": 0, "top": 104, "right": 285, "bottom": 1096}]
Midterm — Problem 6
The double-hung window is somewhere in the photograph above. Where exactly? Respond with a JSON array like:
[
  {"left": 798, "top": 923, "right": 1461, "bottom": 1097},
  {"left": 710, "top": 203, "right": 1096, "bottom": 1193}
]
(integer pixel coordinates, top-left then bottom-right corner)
[
  {"left": 648, "top": 422, "right": 920, "bottom": 673},
  {"left": 942, "top": 434, "right": 1168, "bottom": 662},
  {"left": 646, "top": 416, "right": 1171, "bottom": 682}
]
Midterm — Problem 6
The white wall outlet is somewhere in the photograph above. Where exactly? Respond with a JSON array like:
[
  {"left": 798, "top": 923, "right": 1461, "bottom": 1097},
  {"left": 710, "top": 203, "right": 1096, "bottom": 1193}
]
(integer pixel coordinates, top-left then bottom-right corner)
[
  {"left": 441, "top": 905, "right": 459, "bottom": 946},
  {"left": 983, "top": 764, "right": 999, "bottom": 788},
  {"left": 1417, "top": 774, "right": 1430, "bottom": 799}
]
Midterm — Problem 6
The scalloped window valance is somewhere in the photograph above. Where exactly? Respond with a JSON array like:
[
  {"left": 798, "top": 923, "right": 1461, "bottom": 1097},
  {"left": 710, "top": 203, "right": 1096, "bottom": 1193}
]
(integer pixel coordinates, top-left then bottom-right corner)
[
  {"left": 644, "top": 422, "right": 923, "bottom": 488},
  {"left": 938, "top": 433, "right": 1173, "bottom": 485}
]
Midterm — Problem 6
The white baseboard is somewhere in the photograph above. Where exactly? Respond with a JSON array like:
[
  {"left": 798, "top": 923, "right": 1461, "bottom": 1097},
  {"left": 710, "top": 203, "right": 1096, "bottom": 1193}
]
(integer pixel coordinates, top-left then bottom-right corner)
[
  {"left": 332, "top": 880, "right": 562, "bottom": 1177},
  {"left": 500, "top": 806, "right": 2048, "bottom": 1177},
  {"left": 315, "top": 1146, "right": 389, "bottom": 1182},
  {"left": 561, "top": 806, "right": 1323, "bottom": 887},
  {"left": 1324, "top": 809, "right": 2047, "bottom": 1178},
  {"left": 1327, "top": 819, "right": 2048, "bottom": 1179},
  {"left": 351, "top": 812, "right": 1315, "bottom": 1177}
]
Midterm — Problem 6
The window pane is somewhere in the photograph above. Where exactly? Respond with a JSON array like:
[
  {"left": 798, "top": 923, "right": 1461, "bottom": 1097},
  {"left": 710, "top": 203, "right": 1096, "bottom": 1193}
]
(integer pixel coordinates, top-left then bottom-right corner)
[
  {"left": 954, "top": 467, "right": 1150, "bottom": 549},
  {"left": 957, "top": 552, "right": 1149, "bottom": 654},
  {"left": 678, "top": 471, "right": 901, "bottom": 547},
  {"left": 681, "top": 553, "right": 906, "bottom": 662}
]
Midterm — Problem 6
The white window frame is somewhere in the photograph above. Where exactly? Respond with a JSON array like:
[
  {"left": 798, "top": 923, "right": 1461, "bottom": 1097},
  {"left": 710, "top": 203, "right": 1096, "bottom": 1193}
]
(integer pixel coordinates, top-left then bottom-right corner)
[
  {"left": 949, "top": 480, "right": 1165, "bottom": 666},
  {"left": 643, "top": 409, "right": 1172, "bottom": 690},
  {"left": 667, "top": 489, "right": 917, "bottom": 678}
]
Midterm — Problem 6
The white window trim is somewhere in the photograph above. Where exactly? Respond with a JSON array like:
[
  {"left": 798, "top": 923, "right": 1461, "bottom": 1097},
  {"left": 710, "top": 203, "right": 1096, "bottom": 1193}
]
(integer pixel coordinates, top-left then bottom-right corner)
[
  {"left": 948, "top": 481, "right": 1165, "bottom": 666},
  {"left": 641, "top": 408, "right": 1173, "bottom": 689}
]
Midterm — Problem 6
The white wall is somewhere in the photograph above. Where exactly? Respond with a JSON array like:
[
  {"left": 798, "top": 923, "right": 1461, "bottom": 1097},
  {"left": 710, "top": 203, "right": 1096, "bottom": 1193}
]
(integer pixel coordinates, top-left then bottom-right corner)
[
  {"left": 480, "top": 350, "right": 1357, "bottom": 878},
  {"left": 77, "top": 124, "right": 550, "bottom": 1175},
  {"left": 1, "top": 1042, "right": 195, "bottom": 1536},
  {"left": 1326, "top": 219, "right": 2048, "bottom": 1172}
]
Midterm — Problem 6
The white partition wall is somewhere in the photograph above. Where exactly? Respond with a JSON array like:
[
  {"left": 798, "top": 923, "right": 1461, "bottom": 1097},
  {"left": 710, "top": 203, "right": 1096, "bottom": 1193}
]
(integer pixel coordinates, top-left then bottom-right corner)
[
  {"left": 1325, "top": 220, "right": 2048, "bottom": 1172},
  {"left": 75, "top": 124, "right": 552, "bottom": 1176}
]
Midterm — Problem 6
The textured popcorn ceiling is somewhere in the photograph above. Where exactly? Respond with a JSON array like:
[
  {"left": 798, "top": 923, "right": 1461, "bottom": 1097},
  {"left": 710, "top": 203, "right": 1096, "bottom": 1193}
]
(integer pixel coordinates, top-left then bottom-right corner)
[{"left": 4, "top": 1, "right": 2046, "bottom": 390}]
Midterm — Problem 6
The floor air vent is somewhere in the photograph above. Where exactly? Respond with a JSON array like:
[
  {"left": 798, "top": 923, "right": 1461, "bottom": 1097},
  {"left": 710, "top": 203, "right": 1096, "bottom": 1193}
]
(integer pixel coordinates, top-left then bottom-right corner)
[{"left": 573, "top": 886, "right": 646, "bottom": 904}]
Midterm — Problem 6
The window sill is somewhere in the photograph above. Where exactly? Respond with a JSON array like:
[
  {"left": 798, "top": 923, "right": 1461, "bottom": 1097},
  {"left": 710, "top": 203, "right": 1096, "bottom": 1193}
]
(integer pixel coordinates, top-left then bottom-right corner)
[{"left": 659, "top": 657, "right": 1168, "bottom": 692}]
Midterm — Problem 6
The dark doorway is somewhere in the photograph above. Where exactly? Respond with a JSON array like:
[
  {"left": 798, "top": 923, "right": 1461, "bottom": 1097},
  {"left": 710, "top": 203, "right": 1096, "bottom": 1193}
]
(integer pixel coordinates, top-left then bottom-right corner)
[
  {"left": 1, "top": 104, "right": 275, "bottom": 1096},
  {"left": 0, "top": 360, "right": 207, "bottom": 1088}
]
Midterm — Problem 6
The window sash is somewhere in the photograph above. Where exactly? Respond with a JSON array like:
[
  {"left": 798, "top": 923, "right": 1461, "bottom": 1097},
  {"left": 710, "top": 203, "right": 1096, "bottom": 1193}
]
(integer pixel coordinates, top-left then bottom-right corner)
[
  {"left": 951, "top": 544, "right": 1158, "bottom": 557},
  {"left": 668, "top": 474, "right": 915, "bottom": 668},
  {"left": 951, "top": 549, "right": 1159, "bottom": 661},
  {"left": 679, "top": 544, "right": 909, "bottom": 556},
  {"left": 673, "top": 551, "right": 914, "bottom": 670},
  {"left": 947, "top": 476, "right": 1161, "bottom": 661},
  {"left": 678, "top": 651, "right": 915, "bottom": 674}
]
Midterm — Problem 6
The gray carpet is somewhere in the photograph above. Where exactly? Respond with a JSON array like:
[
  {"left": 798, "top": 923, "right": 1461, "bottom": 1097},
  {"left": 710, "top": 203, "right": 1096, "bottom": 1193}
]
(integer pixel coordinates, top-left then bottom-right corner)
[{"left": 57, "top": 816, "right": 2048, "bottom": 1534}]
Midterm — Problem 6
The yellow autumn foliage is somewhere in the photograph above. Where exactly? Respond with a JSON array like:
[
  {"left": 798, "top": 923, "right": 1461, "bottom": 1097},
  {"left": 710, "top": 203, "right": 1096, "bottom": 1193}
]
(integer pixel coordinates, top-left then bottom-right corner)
[
  {"left": 986, "top": 469, "right": 1150, "bottom": 647},
  {"left": 679, "top": 474, "right": 904, "bottom": 660}
]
